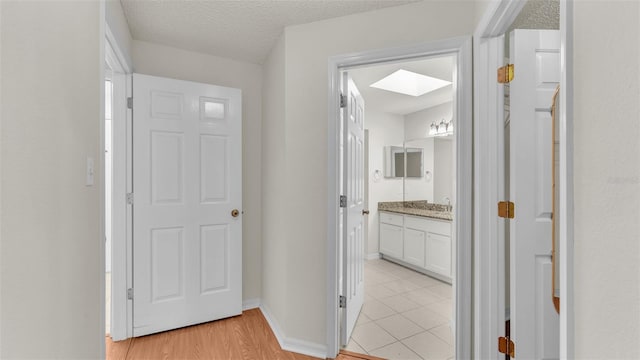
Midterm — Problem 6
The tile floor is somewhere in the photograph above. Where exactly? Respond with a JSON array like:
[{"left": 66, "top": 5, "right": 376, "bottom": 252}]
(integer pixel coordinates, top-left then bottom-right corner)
[{"left": 343, "top": 258, "right": 454, "bottom": 360}]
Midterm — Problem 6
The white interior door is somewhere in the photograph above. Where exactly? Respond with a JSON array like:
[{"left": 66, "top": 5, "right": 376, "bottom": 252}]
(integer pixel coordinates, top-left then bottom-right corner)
[
  {"left": 132, "top": 73, "right": 242, "bottom": 336},
  {"left": 509, "top": 30, "right": 560, "bottom": 359},
  {"left": 341, "top": 73, "right": 365, "bottom": 346}
]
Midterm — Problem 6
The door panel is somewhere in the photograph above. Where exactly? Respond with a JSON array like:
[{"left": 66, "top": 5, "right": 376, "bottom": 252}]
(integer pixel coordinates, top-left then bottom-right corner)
[
  {"left": 404, "top": 228, "right": 425, "bottom": 267},
  {"left": 133, "top": 73, "right": 242, "bottom": 337},
  {"left": 341, "top": 74, "right": 365, "bottom": 346},
  {"left": 509, "top": 30, "right": 560, "bottom": 359},
  {"left": 426, "top": 233, "right": 451, "bottom": 277},
  {"left": 380, "top": 223, "right": 403, "bottom": 259}
]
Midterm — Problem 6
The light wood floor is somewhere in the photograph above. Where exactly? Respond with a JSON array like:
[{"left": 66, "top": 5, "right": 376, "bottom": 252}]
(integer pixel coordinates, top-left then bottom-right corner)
[{"left": 106, "top": 308, "right": 382, "bottom": 360}]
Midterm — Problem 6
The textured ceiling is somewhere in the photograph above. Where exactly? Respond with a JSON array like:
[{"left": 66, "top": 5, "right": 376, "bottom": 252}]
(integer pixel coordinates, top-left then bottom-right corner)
[
  {"left": 349, "top": 55, "right": 454, "bottom": 115},
  {"left": 509, "top": 0, "right": 559, "bottom": 31},
  {"left": 120, "top": 0, "right": 421, "bottom": 64}
]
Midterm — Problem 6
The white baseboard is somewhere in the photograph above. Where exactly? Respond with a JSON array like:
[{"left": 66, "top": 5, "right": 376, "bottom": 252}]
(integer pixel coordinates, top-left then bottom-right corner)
[
  {"left": 366, "top": 252, "right": 381, "bottom": 260},
  {"left": 259, "top": 304, "right": 327, "bottom": 359},
  {"left": 242, "top": 298, "right": 261, "bottom": 310}
]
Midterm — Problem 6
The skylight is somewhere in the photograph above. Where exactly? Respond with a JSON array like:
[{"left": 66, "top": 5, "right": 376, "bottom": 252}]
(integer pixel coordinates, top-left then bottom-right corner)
[{"left": 370, "top": 69, "right": 451, "bottom": 97}]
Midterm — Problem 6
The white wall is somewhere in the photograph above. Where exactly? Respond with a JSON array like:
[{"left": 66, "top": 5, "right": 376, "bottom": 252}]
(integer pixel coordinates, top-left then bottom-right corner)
[
  {"left": 366, "top": 111, "right": 404, "bottom": 256},
  {"left": 405, "top": 101, "right": 453, "bottom": 141},
  {"left": 405, "top": 102, "right": 453, "bottom": 204},
  {"left": 261, "top": 34, "right": 288, "bottom": 322},
  {"left": 0, "top": 1, "right": 104, "bottom": 358},
  {"left": 132, "top": 40, "right": 263, "bottom": 302},
  {"left": 573, "top": 1, "right": 640, "bottom": 358},
  {"left": 261, "top": 1, "right": 475, "bottom": 349},
  {"left": 434, "top": 138, "right": 453, "bottom": 204}
]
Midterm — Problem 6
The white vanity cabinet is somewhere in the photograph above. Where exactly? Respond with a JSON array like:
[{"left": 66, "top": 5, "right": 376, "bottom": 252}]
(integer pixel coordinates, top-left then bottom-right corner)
[
  {"left": 379, "top": 211, "right": 452, "bottom": 283},
  {"left": 379, "top": 212, "right": 403, "bottom": 259}
]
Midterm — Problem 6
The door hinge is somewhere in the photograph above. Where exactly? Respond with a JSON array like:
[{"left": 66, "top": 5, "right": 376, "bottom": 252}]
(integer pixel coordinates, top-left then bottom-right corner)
[
  {"left": 498, "top": 201, "right": 515, "bottom": 219},
  {"left": 498, "top": 336, "right": 515, "bottom": 358},
  {"left": 497, "top": 64, "right": 514, "bottom": 84},
  {"left": 127, "top": 97, "right": 133, "bottom": 109},
  {"left": 126, "top": 193, "right": 134, "bottom": 205},
  {"left": 340, "top": 94, "right": 346, "bottom": 108},
  {"left": 339, "top": 195, "right": 347, "bottom": 208},
  {"left": 339, "top": 295, "right": 346, "bottom": 308},
  {"left": 127, "top": 288, "right": 133, "bottom": 300}
]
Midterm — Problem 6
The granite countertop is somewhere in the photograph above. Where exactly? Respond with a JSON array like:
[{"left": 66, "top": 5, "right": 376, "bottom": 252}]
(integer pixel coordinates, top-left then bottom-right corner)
[{"left": 378, "top": 200, "right": 453, "bottom": 221}]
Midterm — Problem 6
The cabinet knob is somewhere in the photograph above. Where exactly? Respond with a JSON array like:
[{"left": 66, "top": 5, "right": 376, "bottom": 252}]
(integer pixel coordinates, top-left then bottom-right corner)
[{"left": 231, "top": 209, "right": 240, "bottom": 217}]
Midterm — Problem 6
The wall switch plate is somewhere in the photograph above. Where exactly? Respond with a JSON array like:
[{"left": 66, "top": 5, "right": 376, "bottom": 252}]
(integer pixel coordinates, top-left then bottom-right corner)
[{"left": 86, "top": 157, "right": 94, "bottom": 186}]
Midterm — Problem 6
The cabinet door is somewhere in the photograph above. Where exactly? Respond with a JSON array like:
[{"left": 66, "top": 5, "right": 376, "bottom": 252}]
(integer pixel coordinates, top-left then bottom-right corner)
[
  {"left": 380, "top": 223, "right": 403, "bottom": 259},
  {"left": 426, "top": 232, "right": 451, "bottom": 277},
  {"left": 404, "top": 228, "right": 426, "bottom": 267}
]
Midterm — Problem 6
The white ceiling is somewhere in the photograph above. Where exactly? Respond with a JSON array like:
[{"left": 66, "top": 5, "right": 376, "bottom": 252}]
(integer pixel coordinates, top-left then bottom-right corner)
[
  {"left": 348, "top": 55, "right": 454, "bottom": 115},
  {"left": 120, "top": 0, "right": 421, "bottom": 65}
]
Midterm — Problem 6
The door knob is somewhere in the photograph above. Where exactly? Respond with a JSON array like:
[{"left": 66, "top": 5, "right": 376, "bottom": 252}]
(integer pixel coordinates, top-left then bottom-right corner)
[
  {"left": 231, "top": 209, "right": 240, "bottom": 218},
  {"left": 362, "top": 210, "right": 370, "bottom": 215}
]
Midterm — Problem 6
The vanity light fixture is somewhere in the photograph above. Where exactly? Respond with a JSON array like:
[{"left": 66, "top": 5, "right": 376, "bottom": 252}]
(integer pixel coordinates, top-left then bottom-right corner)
[
  {"left": 428, "top": 118, "right": 454, "bottom": 137},
  {"left": 370, "top": 69, "right": 451, "bottom": 97}
]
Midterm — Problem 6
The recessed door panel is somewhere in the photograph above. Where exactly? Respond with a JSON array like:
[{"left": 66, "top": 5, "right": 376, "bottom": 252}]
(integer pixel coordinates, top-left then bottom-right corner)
[
  {"left": 535, "top": 111, "right": 552, "bottom": 220},
  {"left": 200, "top": 225, "right": 229, "bottom": 294},
  {"left": 151, "top": 91, "right": 183, "bottom": 120},
  {"left": 151, "top": 227, "right": 184, "bottom": 302},
  {"left": 151, "top": 131, "right": 183, "bottom": 204},
  {"left": 200, "top": 135, "right": 228, "bottom": 204}
]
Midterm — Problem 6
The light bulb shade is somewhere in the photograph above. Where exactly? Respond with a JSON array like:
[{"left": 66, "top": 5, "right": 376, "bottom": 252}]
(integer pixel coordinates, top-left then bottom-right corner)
[
  {"left": 429, "top": 122, "right": 437, "bottom": 136},
  {"left": 437, "top": 119, "right": 446, "bottom": 134}
]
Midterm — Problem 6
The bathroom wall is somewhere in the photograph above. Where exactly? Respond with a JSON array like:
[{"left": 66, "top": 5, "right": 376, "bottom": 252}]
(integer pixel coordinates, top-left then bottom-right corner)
[
  {"left": 366, "top": 110, "right": 404, "bottom": 257},
  {"left": 405, "top": 101, "right": 454, "bottom": 205},
  {"left": 434, "top": 138, "right": 453, "bottom": 204},
  {"left": 403, "top": 137, "right": 434, "bottom": 202}
]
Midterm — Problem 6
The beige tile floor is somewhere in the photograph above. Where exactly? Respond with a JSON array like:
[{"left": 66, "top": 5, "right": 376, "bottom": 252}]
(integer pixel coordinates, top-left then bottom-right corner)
[{"left": 343, "top": 258, "right": 454, "bottom": 360}]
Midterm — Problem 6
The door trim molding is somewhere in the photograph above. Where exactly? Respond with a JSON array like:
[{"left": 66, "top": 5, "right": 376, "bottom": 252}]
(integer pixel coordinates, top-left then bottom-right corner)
[
  {"left": 105, "top": 23, "right": 133, "bottom": 341},
  {"left": 326, "top": 36, "right": 473, "bottom": 359},
  {"left": 473, "top": 1, "right": 574, "bottom": 358},
  {"left": 559, "top": 1, "right": 574, "bottom": 357}
]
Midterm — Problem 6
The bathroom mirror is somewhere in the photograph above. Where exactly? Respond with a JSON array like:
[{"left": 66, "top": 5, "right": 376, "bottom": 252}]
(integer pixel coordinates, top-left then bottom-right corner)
[{"left": 384, "top": 146, "right": 423, "bottom": 178}]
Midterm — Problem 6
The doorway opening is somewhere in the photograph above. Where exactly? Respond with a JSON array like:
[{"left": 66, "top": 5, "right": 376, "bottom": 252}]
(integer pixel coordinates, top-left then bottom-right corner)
[
  {"left": 341, "top": 55, "right": 457, "bottom": 359},
  {"left": 105, "top": 29, "right": 133, "bottom": 344},
  {"left": 327, "top": 37, "right": 472, "bottom": 359}
]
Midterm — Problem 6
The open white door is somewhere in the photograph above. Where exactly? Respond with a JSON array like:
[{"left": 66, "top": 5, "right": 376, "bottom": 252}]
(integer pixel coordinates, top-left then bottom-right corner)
[
  {"left": 509, "top": 30, "right": 560, "bottom": 359},
  {"left": 341, "top": 74, "right": 365, "bottom": 346},
  {"left": 132, "top": 73, "right": 242, "bottom": 336}
]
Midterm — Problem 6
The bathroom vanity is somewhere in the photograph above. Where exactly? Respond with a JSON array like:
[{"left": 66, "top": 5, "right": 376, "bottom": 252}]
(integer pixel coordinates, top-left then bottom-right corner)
[{"left": 378, "top": 201, "right": 453, "bottom": 284}]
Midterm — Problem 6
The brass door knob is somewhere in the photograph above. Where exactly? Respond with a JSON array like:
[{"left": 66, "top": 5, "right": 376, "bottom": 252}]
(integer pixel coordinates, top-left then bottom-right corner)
[
  {"left": 362, "top": 210, "right": 370, "bottom": 215},
  {"left": 231, "top": 209, "right": 240, "bottom": 218}
]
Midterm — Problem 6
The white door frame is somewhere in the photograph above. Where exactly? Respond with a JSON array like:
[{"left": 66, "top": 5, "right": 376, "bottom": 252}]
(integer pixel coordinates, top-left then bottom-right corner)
[
  {"left": 473, "top": 1, "right": 574, "bottom": 358},
  {"left": 105, "top": 24, "right": 133, "bottom": 341},
  {"left": 326, "top": 36, "right": 473, "bottom": 359}
]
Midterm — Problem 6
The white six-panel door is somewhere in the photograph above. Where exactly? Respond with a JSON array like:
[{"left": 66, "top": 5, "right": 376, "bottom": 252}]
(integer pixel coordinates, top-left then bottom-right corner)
[
  {"left": 509, "top": 30, "right": 560, "bottom": 359},
  {"left": 341, "top": 74, "right": 365, "bottom": 346},
  {"left": 132, "top": 73, "right": 242, "bottom": 336}
]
